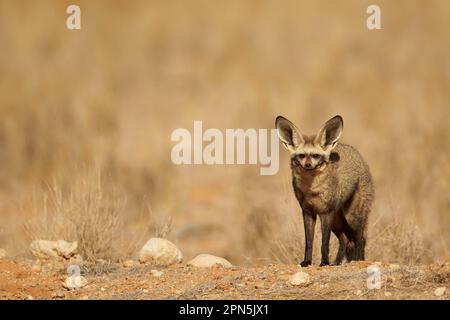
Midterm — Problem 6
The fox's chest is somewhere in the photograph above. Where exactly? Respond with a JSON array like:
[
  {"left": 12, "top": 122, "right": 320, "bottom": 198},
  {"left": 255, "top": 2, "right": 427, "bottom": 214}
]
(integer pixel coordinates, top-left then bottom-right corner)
[{"left": 293, "top": 173, "right": 335, "bottom": 213}]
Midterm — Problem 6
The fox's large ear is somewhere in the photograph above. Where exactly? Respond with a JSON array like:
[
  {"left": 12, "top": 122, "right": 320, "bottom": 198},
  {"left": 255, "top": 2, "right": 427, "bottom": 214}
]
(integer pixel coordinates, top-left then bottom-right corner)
[
  {"left": 275, "top": 116, "right": 304, "bottom": 151},
  {"left": 315, "top": 115, "right": 343, "bottom": 150}
]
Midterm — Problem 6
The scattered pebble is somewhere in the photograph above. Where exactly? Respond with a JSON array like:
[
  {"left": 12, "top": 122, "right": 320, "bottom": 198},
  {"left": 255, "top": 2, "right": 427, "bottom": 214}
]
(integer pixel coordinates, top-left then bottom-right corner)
[
  {"left": 31, "top": 264, "right": 42, "bottom": 272},
  {"left": 150, "top": 269, "right": 164, "bottom": 277},
  {"left": 385, "top": 292, "right": 392, "bottom": 297},
  {"left": 254, "top": 281, "right": 265, "bottom": 289},
  {"left": 52, "top": 290, "right": 65, "bottom": 299},
  {"left": 123, "top": 259, "right": 136, "bottom": 268},
  {"left": 434, "top": 287, "right": 446, "bottom": 297},
  {"left": 30, "top": 240, "right": 78, "bottom": 260},
  {"left": 288, "top": 271, "right": 311, "bottom": 286},
  {"left": 355, "top": 290, "right": 363, "bottom": 296},
  {"left": 62, "top": 276, "right": 88, "bottom": 290},
  {"left": 138, "top": 238, "right": 183, "bottom": 266},
  {"left": 188, "top": 254, "right": 233, "bottom": 268}
]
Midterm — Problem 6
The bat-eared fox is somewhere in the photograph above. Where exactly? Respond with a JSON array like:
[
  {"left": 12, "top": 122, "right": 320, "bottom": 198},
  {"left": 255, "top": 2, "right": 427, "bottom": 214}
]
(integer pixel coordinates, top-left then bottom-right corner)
[{"left": 276, "top": 115, "right": 374, "bottom": 266}]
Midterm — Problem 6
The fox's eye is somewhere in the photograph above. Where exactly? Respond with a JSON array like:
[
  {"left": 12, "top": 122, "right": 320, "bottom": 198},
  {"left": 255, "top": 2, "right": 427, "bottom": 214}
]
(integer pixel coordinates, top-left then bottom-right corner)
[
  {"left": 291, "top": 158, "right": 300, "bottom": 166},
  {"left": 312, "top": 154, "right": 321, "bottom": 159},
  {"left": 298, "top": 154, "right": 306, "bottom": 159}
]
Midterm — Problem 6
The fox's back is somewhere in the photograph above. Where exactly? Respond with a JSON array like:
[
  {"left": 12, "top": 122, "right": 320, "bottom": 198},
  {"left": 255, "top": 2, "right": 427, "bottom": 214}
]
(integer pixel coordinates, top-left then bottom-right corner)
[{"left": 332, "top": 143, "right": 374, "bottom": 196}]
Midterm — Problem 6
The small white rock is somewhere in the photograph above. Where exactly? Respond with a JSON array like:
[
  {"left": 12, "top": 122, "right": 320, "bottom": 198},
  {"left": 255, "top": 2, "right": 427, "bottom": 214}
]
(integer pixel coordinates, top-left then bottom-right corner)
[
  {"left": 434, "top": 287, "right": 446, "bottom": 297},
  {"left": 355, "top": 290, "right": 363, "bottom": 296},
  {"left": 385, "top": 292, "right": 392, "bottom": 297},
  {"left": 30, "top": 240, "right": 78, "bottom": 260},
  {"left": 288, "top": 271, "right": 311, "bottom": 286},
  {"left": 187, "top": 254, "right": 233, "bottom": 268},
  {"left": 31, "top": 264, "right": 42, "bottom": 272},
  {"left": 62, "top": 276, "right": 88, "bottom": 290},
  {"left": 150, "top": 269, "right": 164, "bottom": 277},
  {"left": 0, "top": 248, "right": 6, "bottom": 259},
  {"left": 123, "top": 259, "right": 136, "bottom": 268},
  {"left": 26, "top": 295, "right": 34, "bottom": 300},
  {"left": 138, "top": 238, "right": 183, "bottom": 266},
  {"left": 52, "top": 290, "right": 65, "bottom": 299}
]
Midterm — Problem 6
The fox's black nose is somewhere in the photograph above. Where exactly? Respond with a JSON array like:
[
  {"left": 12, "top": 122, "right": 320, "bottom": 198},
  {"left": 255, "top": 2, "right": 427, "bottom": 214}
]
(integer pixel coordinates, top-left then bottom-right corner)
[{"left": 305, "top": 163, "right": 311, "bottom": 168}]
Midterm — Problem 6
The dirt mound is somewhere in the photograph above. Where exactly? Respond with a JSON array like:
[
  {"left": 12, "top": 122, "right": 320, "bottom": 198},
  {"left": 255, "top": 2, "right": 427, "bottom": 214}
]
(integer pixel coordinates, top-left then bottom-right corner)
[{"left": 0, "top": 259, "right": 448, "bottom": 300}]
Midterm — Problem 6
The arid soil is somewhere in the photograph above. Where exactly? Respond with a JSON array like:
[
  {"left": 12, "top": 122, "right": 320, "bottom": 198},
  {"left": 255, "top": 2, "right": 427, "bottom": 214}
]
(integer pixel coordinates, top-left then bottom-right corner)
[{"left": 0, "top": 259, "right": 448, "bottom": 300}]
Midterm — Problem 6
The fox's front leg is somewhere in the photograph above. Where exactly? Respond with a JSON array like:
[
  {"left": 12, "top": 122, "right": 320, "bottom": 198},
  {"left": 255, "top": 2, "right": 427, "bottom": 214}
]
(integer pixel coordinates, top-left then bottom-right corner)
[
  {"left": 319, "top": 213, "right": 332, "bottom": 266},
  {"left": 301, "top": 210, "right": 316, "bottom": 267}
]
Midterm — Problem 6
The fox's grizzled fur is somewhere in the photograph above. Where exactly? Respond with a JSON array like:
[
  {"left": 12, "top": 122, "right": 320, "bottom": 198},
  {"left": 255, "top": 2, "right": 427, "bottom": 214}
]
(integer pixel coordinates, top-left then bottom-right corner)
[{"left": 276, "top": 115, "right": 374, "bottom": 266}]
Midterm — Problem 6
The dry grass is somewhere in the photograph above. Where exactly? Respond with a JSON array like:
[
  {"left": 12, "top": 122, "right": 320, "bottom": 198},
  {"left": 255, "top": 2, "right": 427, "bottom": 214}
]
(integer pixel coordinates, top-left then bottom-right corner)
[
  {"left": 0, "top": 0, "right": 449, "bottom": 264},
  {"left": 22, "top": 170, "right": 173, "bottom": 262},
  {"left": 24, "top": 171, "right": 130, "bottom": 261},
  {"left": 368, "top": 214, "right": 426, "bottom": 265}
]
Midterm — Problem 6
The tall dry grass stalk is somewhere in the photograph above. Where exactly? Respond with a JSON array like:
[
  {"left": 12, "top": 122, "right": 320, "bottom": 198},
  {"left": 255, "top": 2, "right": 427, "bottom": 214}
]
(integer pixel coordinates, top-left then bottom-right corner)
[
  {"left": 368, "top": 215, "right": 425, "bottom": 265},
  {"left": 24, "top": 172, "right": 135, "bottom": 262}
]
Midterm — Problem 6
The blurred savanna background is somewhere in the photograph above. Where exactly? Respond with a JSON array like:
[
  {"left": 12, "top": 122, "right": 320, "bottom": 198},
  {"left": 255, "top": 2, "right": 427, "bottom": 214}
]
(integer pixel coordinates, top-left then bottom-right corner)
[{"left": 0, "top": 0, "right": 449, "bottom": 265}]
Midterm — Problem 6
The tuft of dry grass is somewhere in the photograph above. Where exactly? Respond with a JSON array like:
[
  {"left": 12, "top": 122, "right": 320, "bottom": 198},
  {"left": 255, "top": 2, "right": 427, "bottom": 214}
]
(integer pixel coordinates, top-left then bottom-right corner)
[
  {"left": 24, "top": 171, "right": 133, "bottom": 262},
  {"left": 368, "top": 214, "right": 426, "bottom": 265},
  {"left": 23, "top": 170, "right": 175, "bottom": 262}
]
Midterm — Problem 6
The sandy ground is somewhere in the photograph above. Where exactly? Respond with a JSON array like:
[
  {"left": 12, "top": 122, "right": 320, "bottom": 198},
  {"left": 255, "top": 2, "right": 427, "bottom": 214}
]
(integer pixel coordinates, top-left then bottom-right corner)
[{"left": 0, "top": 259, "right": 448, "bottom": 300}]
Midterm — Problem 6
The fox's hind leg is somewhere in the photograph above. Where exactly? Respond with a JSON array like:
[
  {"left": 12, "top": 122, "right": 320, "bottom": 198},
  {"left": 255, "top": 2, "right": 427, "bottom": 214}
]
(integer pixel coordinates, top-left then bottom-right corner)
[
  {"left": 345, "top": 241, "right": 356, "bottom": 261},
  {"left": 344, "top": 188, "right": 372, "bottom": 261},
  {"left": 331, "top": 212, "right": 349, "bottom": 265},
  {"left": 332, "top": 231, "right": 347, "bottom": 265}
]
